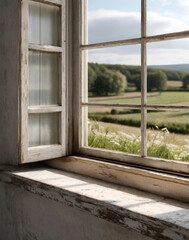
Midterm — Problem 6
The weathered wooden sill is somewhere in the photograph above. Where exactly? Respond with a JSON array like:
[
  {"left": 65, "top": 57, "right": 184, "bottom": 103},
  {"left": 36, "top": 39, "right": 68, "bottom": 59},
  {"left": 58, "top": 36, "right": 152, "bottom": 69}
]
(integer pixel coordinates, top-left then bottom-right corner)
[
  {"left": 47, "top": 156, "right": 189, "bottom": 203},
  {"left": 0, "top": 163, "right": 189, "bottom": 240}
]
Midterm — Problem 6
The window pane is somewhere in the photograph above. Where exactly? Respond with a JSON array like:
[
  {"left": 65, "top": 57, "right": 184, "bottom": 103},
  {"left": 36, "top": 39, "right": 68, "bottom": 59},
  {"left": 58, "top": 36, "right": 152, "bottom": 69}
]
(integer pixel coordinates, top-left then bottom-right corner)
[
  {"left": 147, "top": 0, "right": 189, "bottom": 36},
  {"left": 29, "top": 113, "right": 59, "bottom": 147},
  {"left": 85, "top": 107, "right": 141, "bottom": 155},
  {"left": 147, "top": 110, "right": 189, "bottom": 162},
  {"left": 29, "top": 1, "right": 60, "bottom": 46},
  {"left": 29, "top": 51, "right": 59, "bottom": 106},
  {"left": 87, "top": 45, "right": 141, "bottom": 104},
  {"left": 147, "top": 39, "right": 189, "bottom": 105},
  {"left": 87, "top": 0, "right": 141, "bottom": 44}
]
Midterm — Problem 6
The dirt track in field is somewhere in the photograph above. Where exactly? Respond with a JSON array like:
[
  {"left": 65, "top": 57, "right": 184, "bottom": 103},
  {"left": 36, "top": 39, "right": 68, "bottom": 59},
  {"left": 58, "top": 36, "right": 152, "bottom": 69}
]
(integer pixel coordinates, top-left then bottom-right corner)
[
  {"left": 89, "top": 92, "right": 159, "bottom": 102},
  {"left": 167, "top": 81, "right": 182, "bottom": 87}
]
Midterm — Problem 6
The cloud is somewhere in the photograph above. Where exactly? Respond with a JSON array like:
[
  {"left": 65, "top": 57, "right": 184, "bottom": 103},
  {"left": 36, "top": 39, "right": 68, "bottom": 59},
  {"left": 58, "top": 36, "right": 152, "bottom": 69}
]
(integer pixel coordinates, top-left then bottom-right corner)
[
  {"left": 149, "top": 0, "right": 171, "bottom": 5},
  {"left": 147, "top": 39, "right": 189, "bottom": 65},
  {"left": 88, "top": 10, "right": 189, "bottom": 42},
  {"left": 88, "top": 10, "right": 189, "bottom": 65},
  {"left": 160, "top": 0, "right": 171, "bottom": 6},
  {"left": 88, "top": 45, "right": 141, "bottom": 65},
  {"left": 147, "top": 12, "right": 188, "bottom": 35},
  {"left": 179, "top": 0, "right": 189, "bottom": 11},
  {"left": 88, "top": 10, "right": 141, "bottom": 44}
]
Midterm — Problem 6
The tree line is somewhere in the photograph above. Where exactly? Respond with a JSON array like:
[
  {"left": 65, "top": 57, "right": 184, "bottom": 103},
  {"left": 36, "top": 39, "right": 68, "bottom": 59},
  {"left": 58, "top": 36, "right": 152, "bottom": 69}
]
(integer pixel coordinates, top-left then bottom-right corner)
[{"left": 88, "top": 63, "right": 188, "bottom": 96}]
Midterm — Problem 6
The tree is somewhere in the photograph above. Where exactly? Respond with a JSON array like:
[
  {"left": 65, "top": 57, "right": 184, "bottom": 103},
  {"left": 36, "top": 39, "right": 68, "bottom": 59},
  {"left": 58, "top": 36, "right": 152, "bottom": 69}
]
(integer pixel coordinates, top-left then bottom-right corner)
[
  {"left": 134, "top": 71, "right": 167, "bottom": 92},
  {"left": 93, "top": 70, "right": 110, "bottom": 96},
  {"left": 182, "top": 74, "right": 189, "bottom": 89},
  {"left": 88, "top": 65, "right": 97, "bottom": 92},
  {"left": 133, "top": 74, "right": 141, "bottom": 91},
  {"left": 93, "top": 69, "right": 127, "bottom": 96},
  {"left": 147, "top": 71, "right": 167, "bottom": 92},
  {"left": 110, "top": 71, "right": 127, "bottom": 95}
]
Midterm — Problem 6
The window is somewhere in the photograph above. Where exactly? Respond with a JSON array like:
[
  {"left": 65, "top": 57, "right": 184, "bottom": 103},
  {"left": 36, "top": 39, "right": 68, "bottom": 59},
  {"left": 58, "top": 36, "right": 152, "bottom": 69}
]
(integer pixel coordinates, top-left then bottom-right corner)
[
  {"left": 4, "top": 0, "right": 188, "bottom": 175},
  {"left": 72, "top": 0, "right": 189, "bottom": 174},
  {"left": 1, "top": 0, "right": 189, "bottom": 203},
  {"left": 20, "top": 0, "right": 67, "bottom": 163}
]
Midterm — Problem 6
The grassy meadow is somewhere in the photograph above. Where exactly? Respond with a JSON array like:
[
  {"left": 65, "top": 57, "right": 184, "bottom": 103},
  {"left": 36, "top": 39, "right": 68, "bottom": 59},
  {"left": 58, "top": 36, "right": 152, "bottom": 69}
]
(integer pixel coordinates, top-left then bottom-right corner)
[
  {"left": 88, "top": 89, "right": 189, "bottom": 162},
  {"left": 89, "top": 91, "right": 189, "bottom": 105}
]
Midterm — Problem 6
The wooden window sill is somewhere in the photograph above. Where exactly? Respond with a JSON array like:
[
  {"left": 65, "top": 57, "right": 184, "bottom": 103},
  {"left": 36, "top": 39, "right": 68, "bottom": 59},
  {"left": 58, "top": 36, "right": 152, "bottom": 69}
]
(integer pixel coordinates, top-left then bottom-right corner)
[{"left": 47, "top": 156, "right": 189, "bottom": 203}]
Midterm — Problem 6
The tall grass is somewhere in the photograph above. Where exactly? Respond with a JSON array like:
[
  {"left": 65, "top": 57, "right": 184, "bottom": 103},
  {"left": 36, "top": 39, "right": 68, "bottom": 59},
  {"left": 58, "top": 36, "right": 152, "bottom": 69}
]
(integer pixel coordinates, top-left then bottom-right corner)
[
  {"left": 89, "top": 112, "right": 189, "bottom": 134},
  {"left": 88, "top": 121, "right": 189, "bottom": 162}
]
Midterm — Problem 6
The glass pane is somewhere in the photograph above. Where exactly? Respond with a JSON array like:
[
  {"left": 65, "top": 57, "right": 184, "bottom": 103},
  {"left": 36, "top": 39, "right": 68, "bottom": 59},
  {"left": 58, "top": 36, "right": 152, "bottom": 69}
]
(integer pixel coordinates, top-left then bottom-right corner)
[
  {"left": 29, "top": 1, "right": 60, "bottom": 46},
  {"left": 87, "top": 45, "right": 141, "bottom": 104},
  {"left": 147, "top": 39, "right": 189, "bottom": 105},
  {"left": 86, "top": 107, "right": 141, "bottom": 155},
  {"left": 29, "top": 113, "right": 59, "bottom": 147},
  {"left": 87, "top": 0, "right": 141, "bottom": 44},
  {"left": 147, "top": 110, "right": 189, "bottom": 162},
  {"left": 29, "top": 51, "right": 59, "bottom": 106},
  {"left": 147, "top": 0, "right": 189, "bottom": 36}
]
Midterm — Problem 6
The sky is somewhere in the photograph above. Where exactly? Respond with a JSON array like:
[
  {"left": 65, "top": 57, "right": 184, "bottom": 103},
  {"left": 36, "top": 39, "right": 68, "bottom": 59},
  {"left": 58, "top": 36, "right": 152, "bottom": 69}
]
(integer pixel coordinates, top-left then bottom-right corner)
[{"left": 87, "top": 0, "right": 189, "bottom": 65}]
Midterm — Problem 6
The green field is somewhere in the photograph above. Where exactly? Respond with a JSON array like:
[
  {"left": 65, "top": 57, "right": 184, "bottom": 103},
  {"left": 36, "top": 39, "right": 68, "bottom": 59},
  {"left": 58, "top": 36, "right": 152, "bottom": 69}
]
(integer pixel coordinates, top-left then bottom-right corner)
[
  {"left": 89, "top": 110, "right": 189, "bottom": 135},
  {"left": 92, "top": 111, "right": 189, "bottom": 124},
  {"left": 89, "top": 91, "right": 189, "bottom": 134},
  {"left": 89, "top": 91, "right": 189, "bottom": 105},
  {"left": 88, "top": 91, "right": 189, "bottom": 162}
]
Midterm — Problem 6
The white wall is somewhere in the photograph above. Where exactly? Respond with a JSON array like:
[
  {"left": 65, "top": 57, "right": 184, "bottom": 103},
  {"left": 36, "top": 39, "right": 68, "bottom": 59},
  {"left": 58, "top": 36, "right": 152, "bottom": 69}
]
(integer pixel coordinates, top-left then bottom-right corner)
[{"left": 0, "top": 181, "right": 153, "bottom": 240}]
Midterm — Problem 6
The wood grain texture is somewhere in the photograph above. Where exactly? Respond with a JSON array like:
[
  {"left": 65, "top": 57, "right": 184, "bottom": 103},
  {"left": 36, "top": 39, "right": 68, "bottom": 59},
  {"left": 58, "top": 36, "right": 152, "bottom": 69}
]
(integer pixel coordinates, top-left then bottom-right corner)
[
  {"left": 21, "top": 0, "right": 29, "bottom": 163},
  {"left": 67, "top": 0, "right": 73, "bottom": 155},
  {"left": 59, "top": 0, "right": 67, "bottom": 152},
  {"left": 81, "top": 0, "right": 88, "bottom": 147},
  {"left": 27, "top": 145, "right": 65, "bottom": 163},
  {"left": 141, "top": 0, "right": 147, "bottom": 157},
  {"left": 81, "top": 30, "right": 189, "bottom": 50},
  {"left": 31, "top": 0, "right": 63, "bottom": 6},
  {"left": 82, "top": 102, "right": 142, "bottom": 109},
  {"left": 29, "top": 44, "right": 63, "bottom": 53},
  {"left": 48, "top": 156, "right": 189, "bottom": 202},
  {"left": 82, "top": 103, "right": 189, "bottom": 110},
  {"left": 21, "top": 0, "right": 67, "bottom": 163},
  {"left": 28, "top": 106, "right": 62, "bottom": 113},
  {"left": 72, "top": 0, "right": 82, "bottom": 153},
  {"left": 79, "top": 147, "right": 189, "bottom": 175}
]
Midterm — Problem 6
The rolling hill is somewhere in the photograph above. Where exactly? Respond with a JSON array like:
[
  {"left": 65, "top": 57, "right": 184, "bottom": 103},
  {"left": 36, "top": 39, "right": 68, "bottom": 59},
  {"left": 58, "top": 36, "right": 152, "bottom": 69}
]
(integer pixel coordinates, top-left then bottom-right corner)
[{"left": 149, "top": 64, "right": 189, "bottom": 73}]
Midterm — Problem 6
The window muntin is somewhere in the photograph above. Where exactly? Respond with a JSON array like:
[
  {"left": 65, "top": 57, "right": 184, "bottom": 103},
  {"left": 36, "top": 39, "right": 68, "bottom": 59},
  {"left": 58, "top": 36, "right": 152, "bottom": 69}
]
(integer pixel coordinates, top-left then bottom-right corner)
[{"left": 79, "top": 0, "right": 189, "bottom": 170}]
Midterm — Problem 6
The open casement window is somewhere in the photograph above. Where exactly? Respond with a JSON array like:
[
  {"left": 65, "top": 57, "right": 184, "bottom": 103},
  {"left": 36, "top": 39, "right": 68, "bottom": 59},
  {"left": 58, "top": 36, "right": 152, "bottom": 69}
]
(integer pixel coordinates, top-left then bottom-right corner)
[
  {"left": 74, "top": 0, "right": 189, "bottom": 175},
  {"left": 21, "top": 0, "right": 67, "bottom": 163}
]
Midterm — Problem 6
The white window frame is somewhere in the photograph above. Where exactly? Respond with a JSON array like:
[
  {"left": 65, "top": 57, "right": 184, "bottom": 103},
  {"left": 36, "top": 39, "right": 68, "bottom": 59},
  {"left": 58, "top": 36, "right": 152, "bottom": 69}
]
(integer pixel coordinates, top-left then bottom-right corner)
[
  {"left": 72, "top": 0, "right": 189, "bottom": 175},
  {"left": 20, "top": 0, "right": 67, "bottom": 163}
]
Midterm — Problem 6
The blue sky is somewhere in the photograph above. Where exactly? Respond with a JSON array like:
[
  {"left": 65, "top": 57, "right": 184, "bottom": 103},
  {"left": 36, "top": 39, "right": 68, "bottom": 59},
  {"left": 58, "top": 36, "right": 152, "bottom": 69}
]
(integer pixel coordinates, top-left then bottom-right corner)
[
  {"left": 87, "top": 0, "right": 189, "bottom": 65},
  {"left": 88, "top": 0, "right": 140, "bottom": 12},
  {"left": 88, "top": 0, "right": 180, "bottom": 15}
]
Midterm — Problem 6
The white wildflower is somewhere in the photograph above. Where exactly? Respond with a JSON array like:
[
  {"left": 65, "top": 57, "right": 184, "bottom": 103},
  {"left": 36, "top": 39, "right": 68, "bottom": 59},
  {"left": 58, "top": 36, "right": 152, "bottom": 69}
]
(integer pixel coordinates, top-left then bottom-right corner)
[{"left": 110, "top": 140, "right": 120, "bottom": 146}]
